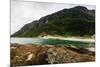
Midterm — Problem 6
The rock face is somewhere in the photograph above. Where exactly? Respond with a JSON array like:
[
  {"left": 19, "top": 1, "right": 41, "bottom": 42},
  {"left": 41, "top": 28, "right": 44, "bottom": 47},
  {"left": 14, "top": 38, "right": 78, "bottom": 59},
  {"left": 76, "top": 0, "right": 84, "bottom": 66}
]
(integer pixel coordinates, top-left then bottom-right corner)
[
  {"left": 11, "top": 6, "right": 95, "bottom": 37},
  {"left": 11, "top": 44, "right": 95, "bottom": 66}
]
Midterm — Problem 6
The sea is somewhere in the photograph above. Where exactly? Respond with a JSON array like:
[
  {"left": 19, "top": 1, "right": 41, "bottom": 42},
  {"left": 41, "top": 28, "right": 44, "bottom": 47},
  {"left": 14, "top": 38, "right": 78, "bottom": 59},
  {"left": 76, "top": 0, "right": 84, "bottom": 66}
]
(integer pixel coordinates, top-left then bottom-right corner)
[{"left": 11, "top": 37, "right": 95, "bottom": 48}]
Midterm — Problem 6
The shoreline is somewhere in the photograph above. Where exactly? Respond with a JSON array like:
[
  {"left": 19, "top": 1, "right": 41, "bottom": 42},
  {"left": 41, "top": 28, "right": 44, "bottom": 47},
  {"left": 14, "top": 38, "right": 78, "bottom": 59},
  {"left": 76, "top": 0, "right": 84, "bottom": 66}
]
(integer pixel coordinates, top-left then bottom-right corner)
[
  {"left": 11, "top": 35, "right": 95, "bottom": 43},
  {"left": 40, "top": 35, "right": 95, "bottom": 43}
]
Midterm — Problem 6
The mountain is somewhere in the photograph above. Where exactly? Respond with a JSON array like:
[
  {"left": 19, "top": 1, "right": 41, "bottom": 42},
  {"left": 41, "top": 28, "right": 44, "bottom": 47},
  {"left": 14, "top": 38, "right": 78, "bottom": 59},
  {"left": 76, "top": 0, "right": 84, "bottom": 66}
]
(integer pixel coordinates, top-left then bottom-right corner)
[{"left": 11, "top": 6, "right": 95, "bottom": 37}]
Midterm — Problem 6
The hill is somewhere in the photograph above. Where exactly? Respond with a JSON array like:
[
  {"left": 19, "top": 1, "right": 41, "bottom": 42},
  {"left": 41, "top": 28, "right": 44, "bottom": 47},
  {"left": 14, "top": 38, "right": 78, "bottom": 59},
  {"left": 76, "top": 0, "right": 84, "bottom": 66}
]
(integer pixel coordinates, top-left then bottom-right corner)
[{"left": 11, "top": 6, "right": 95, "bottom": 37}]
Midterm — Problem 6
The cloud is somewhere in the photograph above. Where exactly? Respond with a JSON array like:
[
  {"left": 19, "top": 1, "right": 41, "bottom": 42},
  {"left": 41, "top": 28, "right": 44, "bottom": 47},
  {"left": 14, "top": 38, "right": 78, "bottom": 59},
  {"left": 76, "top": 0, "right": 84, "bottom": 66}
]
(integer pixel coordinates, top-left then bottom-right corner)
[{"left": 11, "top": 0, "right": 95, "bottom": 34}]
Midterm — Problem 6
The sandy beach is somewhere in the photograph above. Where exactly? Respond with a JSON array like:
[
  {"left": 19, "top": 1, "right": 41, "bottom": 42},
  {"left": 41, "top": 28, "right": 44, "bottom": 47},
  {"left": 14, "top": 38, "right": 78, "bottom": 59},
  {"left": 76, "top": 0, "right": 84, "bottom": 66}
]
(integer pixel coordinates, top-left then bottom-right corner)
[{"left": 41, "top": 35, "right": 95, "bottom": 43}]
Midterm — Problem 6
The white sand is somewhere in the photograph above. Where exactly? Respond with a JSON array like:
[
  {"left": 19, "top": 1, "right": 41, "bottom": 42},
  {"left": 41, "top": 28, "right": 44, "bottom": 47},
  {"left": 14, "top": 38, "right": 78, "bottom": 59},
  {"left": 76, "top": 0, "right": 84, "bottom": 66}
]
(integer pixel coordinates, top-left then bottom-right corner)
[
  {"left": 85, "top": 47, "right": 95, "bottom": 52},
  {"left": 42, "top": 35, "right": 95, "bottom": 43}
]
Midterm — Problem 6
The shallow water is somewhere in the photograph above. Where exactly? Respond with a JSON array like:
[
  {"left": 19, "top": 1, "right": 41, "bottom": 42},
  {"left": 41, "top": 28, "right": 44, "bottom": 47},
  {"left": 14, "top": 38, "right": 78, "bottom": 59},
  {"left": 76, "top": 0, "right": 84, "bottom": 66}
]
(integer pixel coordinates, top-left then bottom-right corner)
[{"left": 11, "top": 37, "right": 95, "bottom": 48}]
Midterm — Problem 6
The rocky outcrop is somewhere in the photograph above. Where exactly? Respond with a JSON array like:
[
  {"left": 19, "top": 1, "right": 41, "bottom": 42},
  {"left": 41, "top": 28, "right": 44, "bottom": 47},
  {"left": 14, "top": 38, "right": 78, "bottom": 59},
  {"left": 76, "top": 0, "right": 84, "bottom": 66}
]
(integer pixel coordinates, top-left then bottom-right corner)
[{"left": 11, "top": 44, "right": 95, "bottom": 66}]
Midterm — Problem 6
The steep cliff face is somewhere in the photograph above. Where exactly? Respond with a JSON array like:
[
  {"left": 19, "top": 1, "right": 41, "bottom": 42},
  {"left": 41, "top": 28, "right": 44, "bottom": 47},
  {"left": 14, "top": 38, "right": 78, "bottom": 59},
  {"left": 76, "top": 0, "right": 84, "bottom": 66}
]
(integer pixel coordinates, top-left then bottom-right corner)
[{"left": 11, "top": 6, "right": 95, "bottom": 37}]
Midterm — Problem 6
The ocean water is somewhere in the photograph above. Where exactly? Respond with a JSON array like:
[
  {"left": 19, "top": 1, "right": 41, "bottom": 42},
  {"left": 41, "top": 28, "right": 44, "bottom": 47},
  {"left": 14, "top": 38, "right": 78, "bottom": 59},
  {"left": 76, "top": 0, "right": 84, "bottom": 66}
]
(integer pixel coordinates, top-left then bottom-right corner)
[{"left": 11, "top": 37, "right": 95, "bottom": 48}]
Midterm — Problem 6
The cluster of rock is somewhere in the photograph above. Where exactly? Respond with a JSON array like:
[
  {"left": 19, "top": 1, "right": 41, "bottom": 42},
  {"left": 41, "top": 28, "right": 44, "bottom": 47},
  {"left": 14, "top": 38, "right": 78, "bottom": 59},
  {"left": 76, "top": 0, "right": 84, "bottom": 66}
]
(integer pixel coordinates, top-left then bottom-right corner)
[{"left": 11, "top": 43, "right": 95, "bottom": 66}]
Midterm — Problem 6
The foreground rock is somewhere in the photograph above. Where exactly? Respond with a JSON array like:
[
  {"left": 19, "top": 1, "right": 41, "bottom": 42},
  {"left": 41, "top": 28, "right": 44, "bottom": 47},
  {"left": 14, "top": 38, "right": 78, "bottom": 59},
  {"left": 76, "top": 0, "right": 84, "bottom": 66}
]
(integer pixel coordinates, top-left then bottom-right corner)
[{"left": 11, "top": 43, "right": 95, "bottom": 66}]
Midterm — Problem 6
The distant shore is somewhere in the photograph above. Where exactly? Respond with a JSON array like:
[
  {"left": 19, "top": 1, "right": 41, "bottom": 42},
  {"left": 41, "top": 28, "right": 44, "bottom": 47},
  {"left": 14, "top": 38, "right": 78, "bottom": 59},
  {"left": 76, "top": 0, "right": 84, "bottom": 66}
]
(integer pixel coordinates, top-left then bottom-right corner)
[
  {"left": 11, "top": 43, "right": 95, "bottom": 66},
  {"left": 39, "top": 35, "right": 95, "bottom": 43}
]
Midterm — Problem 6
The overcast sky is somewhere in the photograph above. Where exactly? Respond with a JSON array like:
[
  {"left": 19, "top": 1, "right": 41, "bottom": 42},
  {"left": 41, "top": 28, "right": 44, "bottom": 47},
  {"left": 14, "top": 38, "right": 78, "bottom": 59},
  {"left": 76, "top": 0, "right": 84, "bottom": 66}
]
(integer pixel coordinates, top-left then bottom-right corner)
[{"left": 11, "top": 0, "right": 95, "bottom": 34}]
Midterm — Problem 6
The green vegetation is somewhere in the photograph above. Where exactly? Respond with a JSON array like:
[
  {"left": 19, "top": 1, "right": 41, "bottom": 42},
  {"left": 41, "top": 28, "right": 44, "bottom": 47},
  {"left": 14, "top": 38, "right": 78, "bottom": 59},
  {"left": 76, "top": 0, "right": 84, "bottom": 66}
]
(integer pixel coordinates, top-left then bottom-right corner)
[{"left": 11, "top": 6, "right": 95, "bottom": 37}]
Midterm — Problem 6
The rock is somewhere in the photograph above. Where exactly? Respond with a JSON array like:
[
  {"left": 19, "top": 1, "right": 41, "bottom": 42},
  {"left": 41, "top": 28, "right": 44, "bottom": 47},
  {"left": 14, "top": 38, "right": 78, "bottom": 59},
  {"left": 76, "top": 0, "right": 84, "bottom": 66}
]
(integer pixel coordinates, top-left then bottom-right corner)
[{"left": 11, "top": 43, "right": 95, "bottom": 66}]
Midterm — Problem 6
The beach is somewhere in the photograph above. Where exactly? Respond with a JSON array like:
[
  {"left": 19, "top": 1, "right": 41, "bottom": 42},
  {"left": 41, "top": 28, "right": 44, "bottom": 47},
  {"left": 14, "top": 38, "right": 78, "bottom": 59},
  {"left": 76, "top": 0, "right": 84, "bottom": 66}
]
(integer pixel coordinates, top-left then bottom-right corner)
[{"left": 41, "top": 35, "right": 95, "bottom": 43}]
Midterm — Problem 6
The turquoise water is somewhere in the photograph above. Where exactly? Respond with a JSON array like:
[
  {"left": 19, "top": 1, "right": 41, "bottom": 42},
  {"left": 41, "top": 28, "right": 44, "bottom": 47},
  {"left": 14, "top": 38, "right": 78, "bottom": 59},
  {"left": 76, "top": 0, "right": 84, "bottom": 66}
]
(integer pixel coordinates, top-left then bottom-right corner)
[{"left": 11, "top": 37, "right": 94, "bottom": 48}]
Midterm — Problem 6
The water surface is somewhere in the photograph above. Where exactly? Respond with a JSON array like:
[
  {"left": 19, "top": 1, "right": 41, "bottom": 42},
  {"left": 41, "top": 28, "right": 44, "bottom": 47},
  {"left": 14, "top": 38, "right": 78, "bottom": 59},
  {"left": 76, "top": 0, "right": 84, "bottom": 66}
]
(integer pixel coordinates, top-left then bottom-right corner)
[{"left": 11, "top": 37, "right": 94, "bottom": 48}]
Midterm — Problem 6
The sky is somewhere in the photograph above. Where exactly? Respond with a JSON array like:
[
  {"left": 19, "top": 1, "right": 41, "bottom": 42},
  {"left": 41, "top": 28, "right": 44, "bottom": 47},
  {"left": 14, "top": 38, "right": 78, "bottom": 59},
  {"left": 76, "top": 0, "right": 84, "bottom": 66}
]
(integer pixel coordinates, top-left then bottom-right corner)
[{"left": 11, "top": 0, "right": 96, "bottom": 34}]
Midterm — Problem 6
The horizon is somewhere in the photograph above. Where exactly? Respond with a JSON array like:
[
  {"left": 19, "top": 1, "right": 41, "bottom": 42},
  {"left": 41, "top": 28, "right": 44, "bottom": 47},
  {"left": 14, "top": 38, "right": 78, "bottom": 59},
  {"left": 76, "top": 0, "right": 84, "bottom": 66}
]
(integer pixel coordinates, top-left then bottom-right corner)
[{"left": 11, "top": 0, "right": 95, "bottom": 34}]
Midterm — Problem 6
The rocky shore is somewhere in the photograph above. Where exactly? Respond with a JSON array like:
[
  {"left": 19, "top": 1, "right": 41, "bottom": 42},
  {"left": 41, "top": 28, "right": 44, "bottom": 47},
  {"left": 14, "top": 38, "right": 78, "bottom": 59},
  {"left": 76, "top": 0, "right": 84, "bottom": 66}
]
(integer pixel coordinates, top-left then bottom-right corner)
[{"left": 10, "top": 43, "right": 95, "bottom": 66}]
